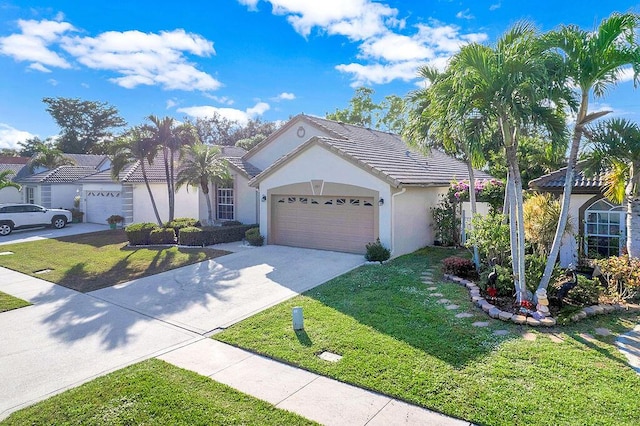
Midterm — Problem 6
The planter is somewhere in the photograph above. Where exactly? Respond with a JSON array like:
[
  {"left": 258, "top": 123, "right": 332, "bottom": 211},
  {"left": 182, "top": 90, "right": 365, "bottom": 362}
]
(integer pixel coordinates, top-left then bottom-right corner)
[{"left": 109, "top": 223, "right": 117, "bottom": 230}]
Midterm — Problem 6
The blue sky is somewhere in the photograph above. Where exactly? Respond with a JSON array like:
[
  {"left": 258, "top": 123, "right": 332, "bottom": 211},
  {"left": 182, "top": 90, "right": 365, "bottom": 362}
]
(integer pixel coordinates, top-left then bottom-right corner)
[{"left": 1, "top": 0, "right": 639, "bottom": 150}]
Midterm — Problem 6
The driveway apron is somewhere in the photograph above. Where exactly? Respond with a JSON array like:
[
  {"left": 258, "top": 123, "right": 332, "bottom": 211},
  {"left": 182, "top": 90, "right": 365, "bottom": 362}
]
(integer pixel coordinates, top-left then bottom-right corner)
[{"left": 90, "top": 245, "right": 364, "bottom": 334}]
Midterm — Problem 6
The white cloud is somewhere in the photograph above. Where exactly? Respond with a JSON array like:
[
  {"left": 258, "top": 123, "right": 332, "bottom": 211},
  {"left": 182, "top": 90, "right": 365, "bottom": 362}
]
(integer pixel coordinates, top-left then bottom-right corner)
[
  {"left": 203, "top": 94, "right": 235, "bottom": 105},
  {"left": 0, "top": 19, "right": 221, "bottom": 92},
  {"left": 241, "top": 1, "right": 487, "bottom": 86},
  {"left": 456, "top": 9, "right": 474, "bottom": 20},
  {"left": 618, "top": 67, "right": 636, "bottom": 83},
  {"left": 0, "top": 123, "right": 36, "bottom": 150},
  {"left": 28, "top": 62, "right": 51, "bottom": 72},
  {"left": 80, "top": 82, "right": 89, "bottom": 88},
  {"left": 166, "top": 99, "right": 178, "bottom": 109},
  {"left": 177, "top": 101, "right": 271, "bottom": 125},
  {"left": 489, "top": 3, "right": 501, "bottom": 11},
  {"left": 47, "top": 78, "right": 58, "bottom": 86},
  {"left": 273, "top": 92, "right": 296, "bottom": 101},
  {"left": 238, "top": 0, "right": 259, "bottom": 11},
  {"left": 0, "top": 19, "right": 74, "bottom": 68}
]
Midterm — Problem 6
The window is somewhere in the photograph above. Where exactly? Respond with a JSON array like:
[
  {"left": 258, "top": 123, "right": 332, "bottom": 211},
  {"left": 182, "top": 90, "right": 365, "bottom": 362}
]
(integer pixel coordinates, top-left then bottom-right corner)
[
  {"left": 217, "top": 186, "right": 234, "bottom": 220},
  {"left": 584, "top": 199, "right": 625, "bottom": 258},
  {"left": 26, "top": 187, "right": 35, "bottom": 204}
]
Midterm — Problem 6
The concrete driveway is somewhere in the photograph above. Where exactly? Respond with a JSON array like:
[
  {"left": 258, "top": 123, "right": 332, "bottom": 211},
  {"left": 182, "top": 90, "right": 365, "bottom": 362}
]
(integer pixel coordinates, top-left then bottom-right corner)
[
  {"left": 90, "top": 245, "right": 364, "bottom": 334},
  {"left": 0, "top": 223, "right": 109, "bottom": 246},
  {"left": 0, "top": 245, "right": 363, "bottom": 419}
]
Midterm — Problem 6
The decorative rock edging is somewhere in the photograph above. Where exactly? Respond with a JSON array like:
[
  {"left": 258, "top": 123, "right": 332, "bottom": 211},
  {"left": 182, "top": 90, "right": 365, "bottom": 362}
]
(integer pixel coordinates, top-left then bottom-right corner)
[{"left": 443, "top": 273, "right": 640, "bottom": 326}]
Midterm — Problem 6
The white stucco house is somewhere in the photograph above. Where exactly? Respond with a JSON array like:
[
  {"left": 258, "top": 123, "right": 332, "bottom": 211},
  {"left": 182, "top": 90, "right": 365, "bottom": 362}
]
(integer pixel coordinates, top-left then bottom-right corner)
[
  {"left": 244, "top": 114, "right": 492, "bottom": 256},
  {"left": 530, "top": 162, "right": 625, "bottom": 267}
]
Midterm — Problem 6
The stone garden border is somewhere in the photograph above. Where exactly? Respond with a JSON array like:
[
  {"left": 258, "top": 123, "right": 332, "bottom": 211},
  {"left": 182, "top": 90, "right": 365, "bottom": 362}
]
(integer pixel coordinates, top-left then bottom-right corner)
[{"left": 443, "top": 274, "right": 640, "bottom": 326}]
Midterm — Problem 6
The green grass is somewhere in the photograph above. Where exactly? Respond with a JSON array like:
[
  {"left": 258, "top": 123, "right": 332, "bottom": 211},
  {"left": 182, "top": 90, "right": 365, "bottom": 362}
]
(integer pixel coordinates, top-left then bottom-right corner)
[
  {"left": 1, "top": 359, "right": 317, "bottom": 425},
  {"left": 216, "top": 247, "right": 640, "bottom": 426},
  {"left": 0, "top": 291, "right": 30, "bottom": 312},
  {"left": 0, "top": 231, "right": 229, "bottom": 292}
]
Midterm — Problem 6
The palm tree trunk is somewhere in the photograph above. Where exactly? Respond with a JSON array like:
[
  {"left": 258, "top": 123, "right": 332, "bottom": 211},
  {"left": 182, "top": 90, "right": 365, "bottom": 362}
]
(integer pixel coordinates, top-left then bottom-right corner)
[
  {"left": 539, "top": 92, "right": 589, "bottom": 290},
  {"left": 627, "top": 163, "right": 640, "bottom": 258},
  {"left": 141, "top": 161, "right": 163, "bottom": 226},
  {"left": 162, "top": 145, "right": 173, "bottom": 222},
  {"left": 508, "top": 170, "right": 521, "bottom": 298},
  {"left": 466, "top": 159, "right": 480, "bottom": 271}
]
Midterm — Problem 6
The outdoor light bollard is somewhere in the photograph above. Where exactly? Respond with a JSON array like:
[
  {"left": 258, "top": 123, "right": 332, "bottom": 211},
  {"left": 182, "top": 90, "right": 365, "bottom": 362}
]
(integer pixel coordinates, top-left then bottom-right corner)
[{"left": 292, "top": 306, "right": 304, "bottom": 330}]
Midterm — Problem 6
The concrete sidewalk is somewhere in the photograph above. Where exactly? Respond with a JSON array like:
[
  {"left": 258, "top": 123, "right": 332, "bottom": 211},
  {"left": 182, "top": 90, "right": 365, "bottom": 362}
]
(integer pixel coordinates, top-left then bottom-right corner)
[
  {"left": 159, "top": 339, "right": 471, "bottom": 426},
  {"left": 616, "top": 325, "right": 640, "bottom": 374}
]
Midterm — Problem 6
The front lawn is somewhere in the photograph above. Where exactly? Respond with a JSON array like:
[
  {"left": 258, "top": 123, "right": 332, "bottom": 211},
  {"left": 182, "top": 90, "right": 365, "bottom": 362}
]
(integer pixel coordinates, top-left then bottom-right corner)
[
  {"left": 0, "top": 291, "right": 30, "bottom": 312},
  {"left": 216, "top": 247, "right": 640, "bottom": 426},
  {"left": 1, "top": 359, "right": 316, "bottom": 425},
  {"left": 0, "top": 231, "right": 229, "bottom": 292}
]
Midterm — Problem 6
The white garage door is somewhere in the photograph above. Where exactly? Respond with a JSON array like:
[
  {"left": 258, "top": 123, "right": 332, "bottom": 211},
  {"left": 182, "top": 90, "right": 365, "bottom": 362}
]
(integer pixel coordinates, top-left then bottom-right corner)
[
  {"left": 86, "top": 191, "right": 123, "bottom": 224},
  {"left": 271, "top": 195, "right": 375, "bottom": 254}
]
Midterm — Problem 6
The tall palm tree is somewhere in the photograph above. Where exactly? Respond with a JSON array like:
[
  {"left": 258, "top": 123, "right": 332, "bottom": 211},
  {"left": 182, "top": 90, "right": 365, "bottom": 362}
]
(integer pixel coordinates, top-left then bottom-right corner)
[
  {"left": 539, "top": 13, "right": 640, "bottom": 291},
  {"left": 447, "top": 23, "right": 572, "bottom": 302},
  {"left": 584, "top": 118, "right": 640, "bottom": 257},
  {"left": 0, "top": 170, "right": 20, "bottom": 191},
  {"left": 147, "top": 116, "right": 199, "bottom": 222},
  {"left": 176, "top": 143, "right": 231, "bottom": 225},
  {"left": 29, "top": 143, "right": 75, "bottom": 172},
  {"left": 110, "top": 126, "right": 163, "bottom": 225},
  {"left": 405, "top": 65, "right": 486, "bottom": 270}
]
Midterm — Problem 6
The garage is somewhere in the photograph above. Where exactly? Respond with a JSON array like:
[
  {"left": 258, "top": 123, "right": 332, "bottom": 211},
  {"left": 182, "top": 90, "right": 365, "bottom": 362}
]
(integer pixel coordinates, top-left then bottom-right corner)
[
  {"left": 271, "top": 195, "right": 376, "bottom": 253},
  {"left": 85, "top": 191, "right": 123, "bottom": 224}
]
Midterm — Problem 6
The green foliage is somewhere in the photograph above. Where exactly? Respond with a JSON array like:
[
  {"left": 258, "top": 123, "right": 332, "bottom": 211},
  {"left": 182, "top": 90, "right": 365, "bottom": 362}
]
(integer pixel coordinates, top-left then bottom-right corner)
[
  {"left": 149, "top": 228, "right": 176, "bottom": 245},
  {"left": 449, "top": 179, "right": 505, "bottom": 212},
  {"left": 106, "top": 214, "right": 125, "bottom": 225},
  {"left": 125, "top": 222, "right": 159, "bottom": 245},
  {"left": 442, "top": 256, "right": 476, "bottom": 278},
  {"left": 0, "top": 170, "right": 20, "bottom": 191},
  {"left": 431, "top": 194, "right": 457, "bottom": 246},
  {"left": 569, "top": 275, "right": 603, "bottom": 306},
  {"left": 221, "top": 220, "right": 243, "bottom": 227},
  {"left": 177, "top": 226, "right": 204, "bottom": 246},
  {"left": 326, "top": 87, "right": 407, "bottom": 132},
  {"left": 42, "top": 97, "right": 126, "bottom": 154},
  {"left": 245, "top": 227, "right": 264, "bottom": 246},
  {"left": 364, "top": 238, "right": 391, "bottom": 263},
  {"left": 235, "top": 133, "right": 267, "bottom": 151},
  {"left": 190, "top": 114, "right": 278, "bottom": 146},
  {"left": 594, "top": 255, "right": 640, "bottom": 301},
  {"left": 479, "top": 264, "right": 514, "bottom": 297},
  {"left": 464, "top": 212, "right": 510, "bottom": 266},
  {"left": 178, "top": 225, "right": 257, "bottom": 246},
  {"left": 523, "top": 193, "right": 572, "bottom": 256},
  {"left": 524, "top": 254, "right": 563, "bottom": 294}
]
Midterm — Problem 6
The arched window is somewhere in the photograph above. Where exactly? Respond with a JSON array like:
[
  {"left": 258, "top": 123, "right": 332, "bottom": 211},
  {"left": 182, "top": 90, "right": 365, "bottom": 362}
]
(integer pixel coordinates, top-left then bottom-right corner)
[{"left": 584, "top": 199, "right": 625, "bottom": 258}]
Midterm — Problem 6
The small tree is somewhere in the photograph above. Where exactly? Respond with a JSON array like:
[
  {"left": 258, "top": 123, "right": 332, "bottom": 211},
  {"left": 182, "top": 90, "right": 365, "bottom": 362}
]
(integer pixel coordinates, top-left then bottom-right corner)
[{"left": 523, "top": 193, "right": 572, "bottom": 256}]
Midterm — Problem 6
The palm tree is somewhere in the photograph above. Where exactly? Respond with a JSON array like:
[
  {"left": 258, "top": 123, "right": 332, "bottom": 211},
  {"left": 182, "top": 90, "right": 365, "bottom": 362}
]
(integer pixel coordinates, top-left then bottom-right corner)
[
  {"left": 405, "top": 65, "right": 486, "bottom": 270},
  {"left": 0, "top": 170, "right": 20, "bottom": 191},
  {"left": 110, "top": 126, "right": 163, "bottom": 225},
  {"left": 584, "top": 118, "right": 640, "bottom": 257},
  {"left": 447, "top": 23, "right": 572, "bottom": 303},
  {"left": 29, "top": 143, "right": 75, "bottom": 172},
  {"left": 176, "top": 143, "right": 231, "bottom": 225},
  {"left": 147, "top": 116, "right": 199, "bottom": 222},
  {"left": 539, "top": 13, "right": 640, "bottom": 291}
]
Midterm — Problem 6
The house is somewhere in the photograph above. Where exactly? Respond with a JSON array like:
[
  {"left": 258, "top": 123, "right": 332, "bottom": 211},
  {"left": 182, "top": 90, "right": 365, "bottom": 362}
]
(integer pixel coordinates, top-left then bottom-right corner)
[
  {"left": 0, "top": 156, "right": 29, "bottom": 203},
  {"left": 529, "top": 162, "right": 624, "bottom": 267},
  {"left": 244, "top": 114, "right": 492, "bottom": 256}
]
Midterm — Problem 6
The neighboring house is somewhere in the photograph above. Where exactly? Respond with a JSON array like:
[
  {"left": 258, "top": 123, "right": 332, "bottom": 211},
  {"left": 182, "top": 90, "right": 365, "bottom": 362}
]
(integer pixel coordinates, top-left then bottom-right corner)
[
  {"left": 529, "top": 161, "right": 623, "bottom": 267},
  {"left": 244, "top": 114, "right": 492, "bottom": 256},
  {"left": 0, "top": 156, "right": 29, "bottom": 203}
]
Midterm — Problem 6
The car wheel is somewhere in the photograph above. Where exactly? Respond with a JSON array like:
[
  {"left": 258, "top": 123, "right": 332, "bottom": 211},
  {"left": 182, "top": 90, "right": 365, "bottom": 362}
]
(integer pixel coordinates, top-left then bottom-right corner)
[
  {"left": 52, "top": 217, "right": 67, "bottom": 229},
  {"left": 0, "top": 222, "right": 13, "bottom": 236}
]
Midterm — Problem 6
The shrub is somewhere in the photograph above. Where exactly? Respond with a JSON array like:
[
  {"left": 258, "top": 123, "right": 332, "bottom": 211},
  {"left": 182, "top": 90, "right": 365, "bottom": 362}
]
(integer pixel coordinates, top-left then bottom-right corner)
[
  {"left": 164, "top": 218, "right": 201, "bottom": 238},
  {"left": 431, "top": 194, "right": 457, "bottom": 246},
  {"left": 125, "top": 222, "right": 159, "bottom": 245},
  {"left": 567, "top": 275, "right": 602, "bottom": 306},
  {"left": 221, "top": 220, "right": 243, "bottom": 227},
  {"left": 149, "top": 228, "right": 176, "bottom": 245},
  {"left": 465, "top": 212, "right": 510, "bottom": 266},
  {"left": 201, "top": 225, "right": 256, "bottom": 246},
  {"left": 365, "top": 238, "right": 390, "bottom": 263},
  {"left": 523, "top": 193, "right": 572, "bottom": 256},
  {"left": 178, "top": 226, "right": 204, "bottom": 246},
  {"left": 245, "top": 227, "right": 264, "bottom": 246},
  {"left": 524, "top": 254, "right": 563, "bottom": 295},
  {"left": 106, "top": 214, "right": 125, "bottom": 225},
  {"left": 442, "top": 256, "right": 476, "bottom": 279},
  {"left": 593, "top": 255, "right": 640, "bottom": 301},
  {"left": 479, "top": 264, "right": 513, "bottom": 297}
]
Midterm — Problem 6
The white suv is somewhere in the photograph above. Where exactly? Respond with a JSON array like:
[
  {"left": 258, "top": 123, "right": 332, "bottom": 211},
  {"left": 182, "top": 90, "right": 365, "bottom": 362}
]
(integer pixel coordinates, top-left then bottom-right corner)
[{"left": 0, "top": 203, "right": 72, "bottom": 236}]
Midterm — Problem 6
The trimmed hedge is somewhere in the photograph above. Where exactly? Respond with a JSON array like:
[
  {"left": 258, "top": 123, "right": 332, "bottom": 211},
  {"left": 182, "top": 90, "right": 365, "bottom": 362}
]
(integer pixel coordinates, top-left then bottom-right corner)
[
  {"left": 125, "top": 222, "right": 159, "bottom": 245},
  {"left": 178, "top": 226, "right": 204, "bottom": 246},
  {"left": 221, "top": 220, "right": 243, "bottom": 227},
  {"left": 177, "top": 224, "right": 257, "bottom": 246},
  {"left": 164, "top": 218, "right": 201, "bottom": 238},
  {"left": 149, "top": 228, "right": 176, "bottom": 245}
]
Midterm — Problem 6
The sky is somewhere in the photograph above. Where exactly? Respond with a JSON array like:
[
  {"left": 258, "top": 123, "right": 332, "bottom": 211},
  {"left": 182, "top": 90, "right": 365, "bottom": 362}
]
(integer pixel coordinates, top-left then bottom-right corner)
[{"left": 1, "top": 0, "right": 639, "bottom": 151}]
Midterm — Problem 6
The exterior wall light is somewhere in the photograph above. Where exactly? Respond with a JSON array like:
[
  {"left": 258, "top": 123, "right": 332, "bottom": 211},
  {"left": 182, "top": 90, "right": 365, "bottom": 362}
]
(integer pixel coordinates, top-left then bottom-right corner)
[
  {"left": 261, "top": 194, "right": 267, "bottom": 202},
  {"left": 378, "top": 198, "right": 384, "bottom": 206}
]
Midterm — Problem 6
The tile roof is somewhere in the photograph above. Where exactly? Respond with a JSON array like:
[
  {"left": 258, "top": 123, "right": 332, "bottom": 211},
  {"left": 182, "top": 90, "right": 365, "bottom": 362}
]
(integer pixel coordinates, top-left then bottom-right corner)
[
  {"left": 225, "top": 157, "right": 262, "bottom": 178},
  {"left": 529, "top": 161, "right": 605, "bottom": 191},
  {"left": 62, "top": 154, "right": 108, "bottom": 168},
  {"left": 220, "top": 146, "right": 247, "bottom": 157},
  {"left": 250, "top": 115, "right": 493, "bottom": 187},
  {"left": 0, "top": 157, "right": 29, "bottom": 181},
  {"left": 17, "top": 165, "right": 99, "bottom": 183}
]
